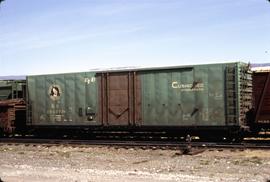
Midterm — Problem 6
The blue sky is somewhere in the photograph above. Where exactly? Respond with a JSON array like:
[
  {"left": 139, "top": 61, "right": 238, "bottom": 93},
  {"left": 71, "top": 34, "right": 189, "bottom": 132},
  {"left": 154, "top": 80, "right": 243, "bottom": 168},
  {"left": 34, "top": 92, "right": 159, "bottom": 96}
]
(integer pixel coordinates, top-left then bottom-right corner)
[{"left": 0, "top": 0, "right": 270, "bottom": 75}]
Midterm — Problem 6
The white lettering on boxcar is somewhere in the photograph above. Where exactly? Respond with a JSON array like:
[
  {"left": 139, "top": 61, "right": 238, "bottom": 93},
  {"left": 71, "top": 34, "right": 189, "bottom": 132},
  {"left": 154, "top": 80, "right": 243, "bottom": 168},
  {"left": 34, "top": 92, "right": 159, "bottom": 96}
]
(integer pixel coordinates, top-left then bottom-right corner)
[
  {"left": 84, "top": 77, "right": 96, "bottom": 84},
  {"left": 172, "top": 82, "right": 204, "bottom": 91}
]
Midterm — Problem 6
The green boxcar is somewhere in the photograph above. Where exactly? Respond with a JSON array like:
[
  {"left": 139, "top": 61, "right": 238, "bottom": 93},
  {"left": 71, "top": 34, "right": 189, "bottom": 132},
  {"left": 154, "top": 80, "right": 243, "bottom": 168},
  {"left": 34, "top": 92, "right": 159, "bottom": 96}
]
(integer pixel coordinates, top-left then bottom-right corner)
[{"left": 27, "top": 62, "right": 252, "bottom": 129}]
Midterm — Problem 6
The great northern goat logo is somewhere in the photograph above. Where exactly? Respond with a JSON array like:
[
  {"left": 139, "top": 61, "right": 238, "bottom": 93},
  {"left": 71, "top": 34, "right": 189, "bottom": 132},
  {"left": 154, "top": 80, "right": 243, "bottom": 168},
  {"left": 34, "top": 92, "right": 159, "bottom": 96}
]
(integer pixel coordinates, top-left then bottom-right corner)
[{"left": 48, "top": 85, "right": 61, "bottom": 101}]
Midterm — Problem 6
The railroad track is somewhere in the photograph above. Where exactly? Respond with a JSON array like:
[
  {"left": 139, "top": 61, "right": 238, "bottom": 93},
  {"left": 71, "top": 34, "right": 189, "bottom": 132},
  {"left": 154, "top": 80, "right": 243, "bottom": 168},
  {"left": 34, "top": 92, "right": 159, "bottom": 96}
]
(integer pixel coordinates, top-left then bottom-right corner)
[{"left": 0, "top": 138, "right": 269, "bottom": 150}]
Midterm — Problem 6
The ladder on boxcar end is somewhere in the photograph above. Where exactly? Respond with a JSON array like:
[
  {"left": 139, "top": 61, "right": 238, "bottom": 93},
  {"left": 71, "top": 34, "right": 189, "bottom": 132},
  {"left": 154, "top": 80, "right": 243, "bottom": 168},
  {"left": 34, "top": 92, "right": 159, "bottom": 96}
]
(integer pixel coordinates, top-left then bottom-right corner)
[{"left": 225, "top": 64, "right": 252, "bottom": 126}]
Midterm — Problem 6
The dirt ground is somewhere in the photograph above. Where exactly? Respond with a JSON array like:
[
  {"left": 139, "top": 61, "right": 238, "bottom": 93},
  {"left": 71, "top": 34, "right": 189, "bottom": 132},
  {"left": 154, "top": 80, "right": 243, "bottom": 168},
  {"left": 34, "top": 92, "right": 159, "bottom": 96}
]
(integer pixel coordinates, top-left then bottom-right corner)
[{"left": 0, "top": 144, "right": 269, "bottom": 182}]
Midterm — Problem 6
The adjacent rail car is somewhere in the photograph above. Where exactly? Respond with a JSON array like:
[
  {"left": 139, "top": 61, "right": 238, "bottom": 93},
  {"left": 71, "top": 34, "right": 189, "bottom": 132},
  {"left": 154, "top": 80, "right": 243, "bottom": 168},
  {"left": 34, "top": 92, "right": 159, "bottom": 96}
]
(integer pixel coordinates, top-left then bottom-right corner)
[
  {"left": 0, "top": 79, "right": 26, "bottom": 100},
  {"left": 252, "top": 67, "right": 270, "bottom": 131},
  {"left": 0, "top": 79, "right": 26, "bottom": 134},
  {"left": 26, "top": 62, "right": 253, "bottom": 139}
]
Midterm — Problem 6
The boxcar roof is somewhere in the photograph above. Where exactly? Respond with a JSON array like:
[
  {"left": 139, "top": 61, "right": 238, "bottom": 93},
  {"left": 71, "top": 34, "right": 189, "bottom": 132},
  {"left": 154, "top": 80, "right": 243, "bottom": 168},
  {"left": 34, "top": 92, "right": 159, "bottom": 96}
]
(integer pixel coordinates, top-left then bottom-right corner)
[{"left": 27, "top": 62, "right": 247, "bottom": 77}]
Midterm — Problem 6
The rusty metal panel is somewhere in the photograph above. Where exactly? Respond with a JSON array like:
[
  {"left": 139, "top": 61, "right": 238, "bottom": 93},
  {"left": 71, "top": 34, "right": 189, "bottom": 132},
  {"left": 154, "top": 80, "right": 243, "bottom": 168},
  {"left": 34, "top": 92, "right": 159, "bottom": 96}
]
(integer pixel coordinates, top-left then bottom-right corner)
[
  {"left": 0, "top": 99, "right": 25, "bottom": 134},
  {"left": 98, "top": 72, "right": 142, "bottom": 126},
  {"left": 27, "top": 72, "right": 99, "bottom": 126},
  {"left": 108, "top": 73, "right": 130, "bottom": 125},
  {"left": 253, "top": 72, "right": 270, "bottom": 124}
]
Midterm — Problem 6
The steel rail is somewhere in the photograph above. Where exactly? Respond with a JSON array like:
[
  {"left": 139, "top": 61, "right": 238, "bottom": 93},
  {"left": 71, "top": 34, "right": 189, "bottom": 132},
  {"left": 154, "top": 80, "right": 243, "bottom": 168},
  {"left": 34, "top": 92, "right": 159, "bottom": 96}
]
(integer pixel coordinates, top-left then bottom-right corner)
[{"left": 0, "top": 138, "right": 269, "bottom": 150}]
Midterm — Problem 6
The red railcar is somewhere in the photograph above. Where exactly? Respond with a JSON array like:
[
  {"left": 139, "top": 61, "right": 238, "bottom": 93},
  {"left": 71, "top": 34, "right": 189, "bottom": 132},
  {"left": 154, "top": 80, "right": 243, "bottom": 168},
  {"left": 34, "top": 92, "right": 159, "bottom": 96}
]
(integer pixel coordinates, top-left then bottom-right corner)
[{"left": 252, "top": 67, "right": 270, "bottom": 131}]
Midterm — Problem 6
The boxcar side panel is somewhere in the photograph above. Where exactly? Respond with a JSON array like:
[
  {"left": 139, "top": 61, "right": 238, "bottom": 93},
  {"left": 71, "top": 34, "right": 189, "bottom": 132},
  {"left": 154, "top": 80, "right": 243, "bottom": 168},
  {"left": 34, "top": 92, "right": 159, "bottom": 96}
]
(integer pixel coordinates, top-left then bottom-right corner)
[
  {"left": 27, "top": 72, "right": 99, "bottom": 126},
  {"left": 140, "top": 64, "right": 227, "bottom": 126}
]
